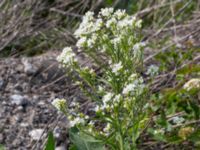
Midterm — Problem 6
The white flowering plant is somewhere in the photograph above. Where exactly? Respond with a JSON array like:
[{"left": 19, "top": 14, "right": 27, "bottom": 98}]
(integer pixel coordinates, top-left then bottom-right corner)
[{"left": 55, "top": 8, "right": 149, "bottom": 150}]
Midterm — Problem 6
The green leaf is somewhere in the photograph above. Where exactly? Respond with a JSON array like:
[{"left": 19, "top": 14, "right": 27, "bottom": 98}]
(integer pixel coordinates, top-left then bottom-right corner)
[
  {"left": 177, "top": 64, "right": 200, "bottom": 75},
  {"left": 0, "top": 145, "right": 5, "bottom": 150},
  {"left": 69, "top": 128, "right": 105, "bottom": 150},
  {"left": 189, "top": 101, "right": 200, "bottom": 119},
  {"left": 166, "top": 134, "right": 182, "bottom": 144},
  {"left": 189, "top": 129, "right": 200, "bottom": 142},
  {"left": 44, "top": 131, "right": 55, "bottom": 150},
  {"left": 147, "top": 128, "right": 166, "bottom": 142},
  {"left": 69, "top": 144, "right": 77, "bottom": 150}
]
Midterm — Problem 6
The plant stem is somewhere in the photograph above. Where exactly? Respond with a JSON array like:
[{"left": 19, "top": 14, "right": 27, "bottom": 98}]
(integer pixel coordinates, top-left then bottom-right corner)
[{"left": 119, "top": 133, "right": 124, "bottom": 150}]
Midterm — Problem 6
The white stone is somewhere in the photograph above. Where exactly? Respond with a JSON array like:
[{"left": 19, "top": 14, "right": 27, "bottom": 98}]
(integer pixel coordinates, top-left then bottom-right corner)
[
  {"left": 10, "top": 94, "right": 24, "bottom": 105},
  {"left": 29, "top": 129, "right": 44, "bottom": 140},
  {"left": 55, "top": 146, "right": 66, "bottom": 150},
  {"left": 22, "top": 58, "right": 37, "bottom": 75}
]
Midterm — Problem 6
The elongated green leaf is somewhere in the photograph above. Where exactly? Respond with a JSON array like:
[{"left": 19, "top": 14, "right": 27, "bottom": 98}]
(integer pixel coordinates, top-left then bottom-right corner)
[
  {"left": 69, "top": 128, "right": 105, "bottom": 150},
  {"left": 44, "top": 132, "right": 55, "bottom": 150}
]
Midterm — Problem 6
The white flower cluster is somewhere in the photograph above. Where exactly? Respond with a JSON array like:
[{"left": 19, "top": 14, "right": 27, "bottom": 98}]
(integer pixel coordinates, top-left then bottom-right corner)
[
  {"left": 183, "top": 78, "right": 200, "bottom": 91},
  {"left": 95, "top": 92, "right": 114, "bottom": 111},
  {"left": 133, "top": 42, "right": 146, "bottom": 51},
  {"left": 57, "top": 47, "right": 76, "bottom": 67},
  {"left": 146, "top": 65, "right": 159, "bottom": 76},
  {"left": 52, "top": 98, "right": 67, "bottom": 112},
  {"left": 94, "top": 92, "right": 121, "bottom": 113},
  {"left": 74, "top": 11, "right": 95, "bottom": 38},
  {"left": 74, "top": 8, "right": 142, "bottom": 53},
  {"left": 56, "top": 8, "right": 147, "bottom": 140},
  {"left": 111, "top": 61, "right": 123, "bottom": 75},
  {"left": 103, "top": 123, "right": 111, "bottom": 136},
  {"left": 99, "top": 8, "right": 114, "bottom": 18},
  {"left": 171, "top": 116, "right": 185, "bottom": 125},
  {"left": 81, "top": 66, "right": 95, "bottom": 75},
  {"left": 123, "top": 77, "right": 145, "bottom": 96},
  {"left": 68, "top": 115, "right": 86, "bottom": 127},
  {"left": 122, "top": 83, "right": 136, "bottom": 95},
  {"left": 67, "top": 101, "right": 89, "bottom": 127}
]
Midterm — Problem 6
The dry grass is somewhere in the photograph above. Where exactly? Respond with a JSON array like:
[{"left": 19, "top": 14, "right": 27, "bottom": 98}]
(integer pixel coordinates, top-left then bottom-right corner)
[{"left": 0, "top": 0, "right": 103, "bottom": 57}]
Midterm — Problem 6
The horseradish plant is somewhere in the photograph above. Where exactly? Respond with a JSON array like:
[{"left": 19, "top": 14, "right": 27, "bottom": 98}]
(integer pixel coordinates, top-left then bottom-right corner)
[{"left": 54, "top": 8, "right": 149, "bottom": 150}]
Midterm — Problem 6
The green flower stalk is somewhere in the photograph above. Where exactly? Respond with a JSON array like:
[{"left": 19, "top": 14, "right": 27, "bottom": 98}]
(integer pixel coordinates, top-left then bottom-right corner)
[{"left": 55, "top": 8, "right": 149, "bottom": 150}]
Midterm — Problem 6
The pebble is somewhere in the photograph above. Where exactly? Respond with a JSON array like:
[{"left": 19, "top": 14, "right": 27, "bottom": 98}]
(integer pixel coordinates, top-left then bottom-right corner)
[
  {"left": 22, "top": 58, "right": 38, "bottom": 75},
  {"left": 55, "top": 146, "right": 66, "bottom": 150},
  {"left": 20, "top": 122, "right": 29, "bottom": 127},
  {"left": 10, "top": 94, "right": 24, "bottom": 105},
  {"left": 29, "top": 129, "right": 44, "bottom": 140},
  {"left": 53, "top": 126, "right": 62, "bottom": 138}
]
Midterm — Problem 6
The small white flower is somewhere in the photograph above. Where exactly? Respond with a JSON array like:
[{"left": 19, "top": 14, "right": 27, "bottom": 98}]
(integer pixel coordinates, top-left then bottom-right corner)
[
  {"left": 95, "top": 18, "right": 103, "bottom": 31},
  {"left": 88, "top": 128, "right": 93, "bottom": 133},
  {"left": 52, "top": 98, "right": 67, "bottom": 112},
  {"left": 154, "top": 129, "right": 164, "bottom": 135},
  {"left": 88, "top": 121, "right": 94, "bottom": 126},
  {"left": 129, "top": 73, "right": 137, "bottom": 80},
  {"left": 102, "top": 92, "right": 114, "bottom": 104},
  {"left": 103, "top": 123, "right": 111, "bottom": 133},
  {"left": 74, "top": 12, "right": 94, "bottom": 38},
  {"left": 122, "top": 83, "right": 136, "bottom": 95},
  {"left": 117, "top": 16, "right": 136, "bottom": 28},
  {"left": 82, "top": 66, "right": 95, "bottom": 74},
  {"left": 83, "top": 11, "right": 94, "bottom": 22},
  {"left": 172, "top": 116, "right": 185, "bottom": 125},
  {"left": 57, "top": 47, "right": 76, "bottom": 67},
  {"left": 128, "top": 36, "right": 134, "bottom": 46},
  {"left": 106, "top": 17, "right": 117, "bottom": 28},
  {"left": 85, "top": 115, "right": 89, "bottom": 119},
  {"left": 99, "top": 8, "right": 114, "bottom": 18},
  {"left": 135, "top": 19, "right": 142, "bottom": 28},
  {"left": 146, "top": 65, "right": 159, "bottom": 76},
  {"left": 94, "top": 105, "right": 100, "bottom": 112},
  {"left": 111, "top": 62, "right": 123, "bottom": 74},
  {"left": 98, "top": 86, "right": 104, "bottom": 92},
  {"left": 114, "top": 9, "right": 126, "bottom": 20},
  {"left": 76, "top": 37, "right": 87, "bottom": 48},
  {"left": 69, "top": 117, "right": 85, "bottom": 127},
  {"left": 112, "top": 37, "right": 122, "bottom": 49},
  {"left": 87, "top": 38, "right": 95, "bottom": 48},
  {"left": 70, "top": 101, "right": 79, "bottom": 107},
  {"left": 132, "top": 42, "right": 146, "bottom": 51},
  {"left": 113, "top": 94, "right": 121, "bottom": 103}
]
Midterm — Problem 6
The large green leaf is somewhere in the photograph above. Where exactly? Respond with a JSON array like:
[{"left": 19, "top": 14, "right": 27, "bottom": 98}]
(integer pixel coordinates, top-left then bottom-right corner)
[
  {"left": 44, "top": 131, "right": 55, "bottom": 150},
  {"left": 0, "top": 145, "right": 4, "bottom": 150},
  {"left": 69, "top": 127, "right": 105, "bottom": 150}
]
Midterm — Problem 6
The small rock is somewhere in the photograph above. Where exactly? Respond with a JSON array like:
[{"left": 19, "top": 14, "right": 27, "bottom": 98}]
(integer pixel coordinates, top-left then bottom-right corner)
[
  {"left": 22, "top": 58, "right": 38, "bottom": 75},
  {"left": 55, "top": 146, "right": 66, "bottom": 150},
  {"left": 16, "top": 106, "right": 23, "bottom": 111},
  {"left": 53, "top": 126, "right": 62, "bottom": 138},
  {"left": 10, "top": 94, "right": 24, "bottom": 105},
  {"left": 38, "top": 101, "right": 45, "bottom": 106},
  {"left": 20, "top": 122, "right": 29, "bottom": 127},
  {"left": 29, "top": 129, "right": 44, "bottom": 140}
]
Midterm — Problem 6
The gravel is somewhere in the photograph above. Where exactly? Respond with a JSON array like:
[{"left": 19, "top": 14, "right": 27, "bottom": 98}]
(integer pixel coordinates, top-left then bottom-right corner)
[{"left": 0, "top": 52, "right": 78, "bottom": 149}]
